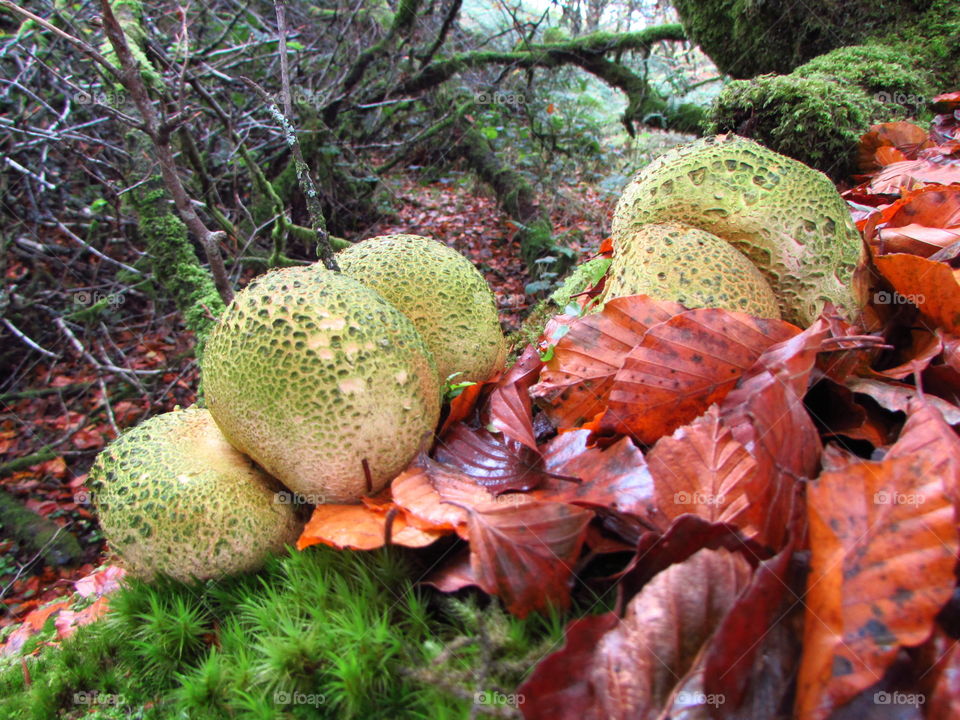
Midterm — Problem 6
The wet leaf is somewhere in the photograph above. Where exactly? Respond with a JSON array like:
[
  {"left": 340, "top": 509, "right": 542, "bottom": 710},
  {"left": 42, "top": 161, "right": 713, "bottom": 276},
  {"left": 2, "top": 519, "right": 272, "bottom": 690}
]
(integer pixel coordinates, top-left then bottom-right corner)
[
  {"left": 601, "top": 309, "right": 799, "bottom": 444},
  {"left": 646, "top": 405, "right": 760, "bottom": 530},
  {"left": 466, "top": 500, "right": 593, "bottom": 617},
  {"left": 796, "top": 444, "right": 958, "bottom": 720},
  {"left": 296, "top": 502, "right": 447, "bottom": 551}
]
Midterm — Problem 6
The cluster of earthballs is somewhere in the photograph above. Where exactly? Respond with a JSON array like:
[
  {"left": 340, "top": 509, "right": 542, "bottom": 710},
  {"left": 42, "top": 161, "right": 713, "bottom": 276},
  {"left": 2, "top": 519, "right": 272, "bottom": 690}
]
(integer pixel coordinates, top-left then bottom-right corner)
[{"left": 89, "top": 136, "right": 864, "bottom": 582}]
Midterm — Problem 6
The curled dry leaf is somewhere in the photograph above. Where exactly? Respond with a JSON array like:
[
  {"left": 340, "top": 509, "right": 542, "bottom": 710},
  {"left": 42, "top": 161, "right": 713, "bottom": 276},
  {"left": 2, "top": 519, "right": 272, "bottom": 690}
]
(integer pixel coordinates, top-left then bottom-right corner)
[
  {"left": 796, "top": 423, "right": 959, "bottom": 720},
  {"left": 435, "top": 421, "right": 545, "bottom": 493},
  {"left": 531, "top": 295, "right": 684, "bottom": 428},
  {"left": 589, "top": 549, "right": 753, "bottom": 720},
  {"left": 601, "top": 309, "right": 799, "bottom": 445},
  {"left": 540, "top": 430, "right": 661, "bottom": 529},
  {"left": 487, "top": 344, "right": 543, "bottom": 451}
]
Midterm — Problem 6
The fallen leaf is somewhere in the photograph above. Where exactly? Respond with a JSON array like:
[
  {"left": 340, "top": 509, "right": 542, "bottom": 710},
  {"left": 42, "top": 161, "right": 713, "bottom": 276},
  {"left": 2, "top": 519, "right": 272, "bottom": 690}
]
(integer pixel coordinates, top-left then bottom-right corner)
[
  {"left": 467, "top": 500, "right": 593, "bottom": 617},
  {"left": 602, "top": 309, "right": 799, "bottom": 444},
  {"left": 796, "top": 448, "right": 958, "bottom": 720},
  {"left": 435, "top": 422, "right": 544, "bottom": 493},
  {"left": 589, "top": 548, "right": 753, "bottom": 719},
  {"left": 518, "top": 612, "right": 620, "bottom": 720},
  {"left": 530, "top": 295, "right": 684, "bottom": 428},
  {"left": 646, "top": 405, "right": 760, "bottom": 531},
  {"left": 296, "top": 503, "right": 447, "bottom": 551}
]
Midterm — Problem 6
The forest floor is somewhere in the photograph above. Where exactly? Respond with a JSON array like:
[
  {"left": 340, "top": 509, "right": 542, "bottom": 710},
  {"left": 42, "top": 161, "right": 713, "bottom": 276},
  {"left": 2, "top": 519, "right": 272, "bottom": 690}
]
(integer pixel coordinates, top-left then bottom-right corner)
[{"left": 0, "top": 172, "right": 615, "bottom": 635}]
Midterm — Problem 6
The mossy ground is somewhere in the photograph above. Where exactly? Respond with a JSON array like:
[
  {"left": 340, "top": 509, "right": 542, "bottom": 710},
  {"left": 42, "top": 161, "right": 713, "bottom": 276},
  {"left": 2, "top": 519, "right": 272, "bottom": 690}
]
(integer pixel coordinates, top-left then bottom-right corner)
[{"left": 0, "top": 546, "right": 568, "bottom": 719}]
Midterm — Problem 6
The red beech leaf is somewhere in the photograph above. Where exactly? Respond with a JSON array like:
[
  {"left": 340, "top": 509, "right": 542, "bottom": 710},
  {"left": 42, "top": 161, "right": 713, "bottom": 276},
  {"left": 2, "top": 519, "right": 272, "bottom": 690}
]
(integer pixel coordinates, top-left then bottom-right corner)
[
  {"left": 646, "top": 405, "right": 760, "bottom": 531},
  {"left": 887, "top": 397, "right": 960, "bottom": 508},
  {"left": 796, "top": 447, "right": 958, "bottom": 720},
  {"left": 703, "top": 538, "right": 796, "bottom": 711},
  {"left": 487, "top": 344, "right": 542, "bottom": 451},
  {"left": 540, "top": 431, "right": 661, "bottom": 527},
  {"left": 435, "top": 422, "right": 544, "bottom": 493},
  {"left": 422, "top": 547, "right": 479, "bottom": 593},
  {"left": 875, "top": 253, "right": 960, "bottom": 335},
  {"left": 518, "top": 612, "right": 620, "bottom": 720},
  {"left": 721, "top": 370, "right": 820, "bottom": 551},
  {"left": 530, "top": 295, "right": 684, "bottom": 428},
  {"left": 466, "top": 500, "right": 593, "bottom": 617},
  {"left": 389, "top": 458, "right": 495, "bottom": 538},
  {"left": 588, "top": 549, "right": 753, "bottom": 719},
  {"left": 871, "top": 329, "right": 942, "bottom": 380},
  {"left": 601, "top": 309, "right": 799, "bottom": 444}
]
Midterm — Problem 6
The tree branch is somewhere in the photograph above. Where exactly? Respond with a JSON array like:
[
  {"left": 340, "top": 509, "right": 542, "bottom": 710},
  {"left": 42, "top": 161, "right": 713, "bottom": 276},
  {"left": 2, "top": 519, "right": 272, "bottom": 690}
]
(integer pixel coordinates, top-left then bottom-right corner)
[{"left": 98, "top": 0, "right": 233, "bottom": 304}]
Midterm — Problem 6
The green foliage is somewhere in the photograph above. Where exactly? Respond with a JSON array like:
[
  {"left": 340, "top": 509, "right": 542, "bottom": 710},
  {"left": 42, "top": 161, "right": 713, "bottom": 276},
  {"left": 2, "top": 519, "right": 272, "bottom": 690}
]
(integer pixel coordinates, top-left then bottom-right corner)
[{"left": 0, "top": 546, "right": 561, "bottom": 719}]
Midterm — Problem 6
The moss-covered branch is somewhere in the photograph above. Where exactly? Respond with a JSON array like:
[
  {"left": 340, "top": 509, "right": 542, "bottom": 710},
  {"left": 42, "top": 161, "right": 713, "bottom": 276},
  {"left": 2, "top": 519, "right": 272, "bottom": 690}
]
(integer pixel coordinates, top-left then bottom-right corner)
[
  {"left": 362, "top": 24, "right": 701, "bottom": 135},
  {"left": 127, "top": 133, "right": 225, "bottom": 347},
  {"left": 0, "top": 488, "right": 82, "bottom": 566}
]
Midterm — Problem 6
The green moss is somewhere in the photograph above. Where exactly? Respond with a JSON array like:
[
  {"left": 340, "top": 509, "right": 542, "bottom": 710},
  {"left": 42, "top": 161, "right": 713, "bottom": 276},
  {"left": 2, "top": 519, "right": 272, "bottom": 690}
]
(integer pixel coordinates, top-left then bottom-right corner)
[
  {"left": 0, "top": 547, "right": 566, "bottom": 719},
  {"left": 130, "top": 181, "right": 225, "bottom": 350},
  {"left": 706, "top": 40, "right": 935, "bottom": 177},
  {"left": 707, "top": 73, "right": 877, "bottom": 177},
  {"left": 673, "top": 0, "right": 933, "bottom": 78}
]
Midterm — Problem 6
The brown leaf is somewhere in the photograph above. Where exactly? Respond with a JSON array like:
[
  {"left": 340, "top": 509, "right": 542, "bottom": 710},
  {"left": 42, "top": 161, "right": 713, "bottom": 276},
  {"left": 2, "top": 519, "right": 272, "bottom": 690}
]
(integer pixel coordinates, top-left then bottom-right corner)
[
  {"left": 540, "top": 431, "right": 661, "bottom": 526},
  {"left": 530, "top": 295, "right": 684, "bottom": 428},
  {"left": 435, "top": 421, "right": 544, "bottom": 493},
  {"left": 602, "top": 309, "right": 799, "bottom": 444},
  {"left": 646, "top": 405, "right": 760, "bottom": 531},
  {"left": 487, "top": 344, "right": 542, "bottom": 451},
  {"left": 422, "top": 547, "right": 479, "bottom": 593},
  {"left": 721, "top": 369, "right": 820, "bottom": 551},
  {"left": 389, "top": 459, "right": 491, "bottom": 538},
  {"left": 869, "top": 160, "right": 960, "bottom": 194},
  {"left": 466, "top": 500, "right": 593, "bottom": 617},
  {"left": 518, "top": 612, "right": 620, "bottom": 720},
  {"left": 703, "top": 539, "right": 796, "bottom": 712},
  {"left": 589, "top": 549, "right": 753, "bottom": 719},
  {"left": 846, "top": 377, "right": 960, "bottom": 425},
  {"left": 796, "top": 448, "right": 958, "bottom": 720}
]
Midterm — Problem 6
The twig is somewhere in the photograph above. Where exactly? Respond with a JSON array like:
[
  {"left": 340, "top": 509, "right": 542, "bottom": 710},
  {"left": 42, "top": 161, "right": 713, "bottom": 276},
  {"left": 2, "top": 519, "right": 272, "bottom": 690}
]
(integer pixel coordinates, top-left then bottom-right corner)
[
  {"left": 2, "top": 318, "right": 58, "bottom": 358},
  {"left": 241, "top": 76, "right": 339, "bottom": 271},
  {"left": 97, "top": 0, "right": 234, "bottom": 304}
]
